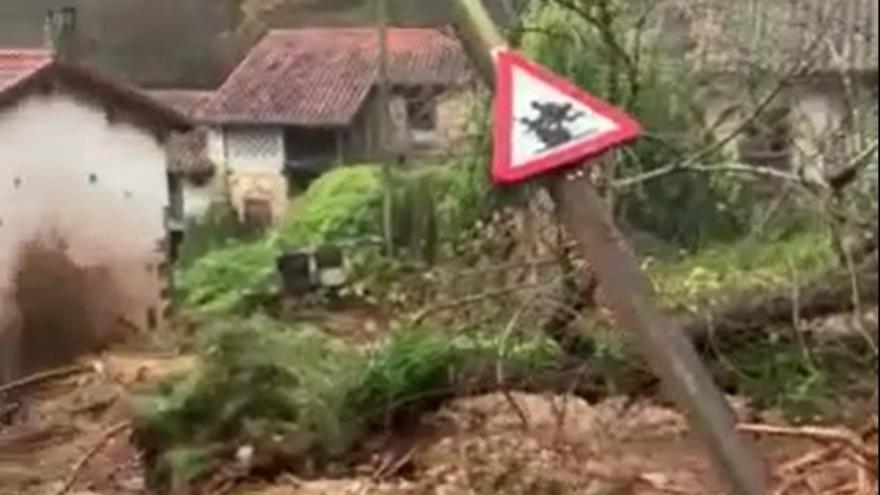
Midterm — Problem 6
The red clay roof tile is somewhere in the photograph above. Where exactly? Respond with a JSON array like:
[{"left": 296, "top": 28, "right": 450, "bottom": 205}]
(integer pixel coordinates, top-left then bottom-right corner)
[
  {"left": 0, "top": 49, "right": 190, "bottom": 130},
  {"left": 0, "top": 49, "right": 53, "bottom": 94},
  {"left": 202, "top": 27, "right": 472, "bottom": 126}
]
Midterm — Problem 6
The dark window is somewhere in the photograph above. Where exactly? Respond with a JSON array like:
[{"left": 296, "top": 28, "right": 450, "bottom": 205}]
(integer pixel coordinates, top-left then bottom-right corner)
[
  {"left": 737, "top": 105, "right": 792, "bottom": 169},
  {"left": 146, "top": 307, "right": 158, "bottom": 331},
  {"left": 406, "top": 97, "right": 437, "bottom": 131},
  {"left": 166, "top": 173, "right": 184, "bottom": 222},
  {"left": 242, "top": 198, "right": 273, "bottom": 232},
  {"left": 284, "top": 127, "right": 337, "bottom": 160},
  {"left": 398, "top": 86, "right": 441, "bottom": 132}
]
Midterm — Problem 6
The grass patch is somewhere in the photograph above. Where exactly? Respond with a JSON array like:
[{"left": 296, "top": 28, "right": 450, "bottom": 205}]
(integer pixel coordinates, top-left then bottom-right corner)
[
  {"left": 649, "top": 229, "right": 836, "bottom": 311},
  {"left": 718, "top": 333, "right": 877, "bottom": 424},
  {"left": 133, "top": 318, "right": 561, "bottom": 492}
]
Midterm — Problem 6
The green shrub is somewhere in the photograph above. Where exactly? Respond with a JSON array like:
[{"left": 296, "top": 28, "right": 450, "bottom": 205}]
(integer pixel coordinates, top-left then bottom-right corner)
[
  {"left": 278, "top": 164, "right": 384, "bottom": 247},
  {"left": 135, "top": 317, "right": 361, "bottom": 490},
  {"left": 135, "top": 319, "right": 561, "bottom": 491},
  {"left": 174, "top": 158, "right": 502, "bottom": 315},
  {"left": 175, "top": 239, "right": 277, "bottom": 315},
  {"left": 346, "top": 327, "right": 562, "bottom": 425},
  {"left": 176, "top": 203, "right": 247, "bottom": 269}
]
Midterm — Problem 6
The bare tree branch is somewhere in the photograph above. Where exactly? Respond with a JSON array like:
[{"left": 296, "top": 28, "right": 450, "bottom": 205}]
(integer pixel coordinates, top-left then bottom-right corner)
[{"left": 826, "top": 139, "right": 880, "bottom": 191}]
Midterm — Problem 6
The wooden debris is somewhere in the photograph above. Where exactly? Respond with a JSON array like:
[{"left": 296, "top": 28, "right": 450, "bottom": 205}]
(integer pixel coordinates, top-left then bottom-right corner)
[{"left": 54, "top": 421, "right": 131, "bottom": 495}]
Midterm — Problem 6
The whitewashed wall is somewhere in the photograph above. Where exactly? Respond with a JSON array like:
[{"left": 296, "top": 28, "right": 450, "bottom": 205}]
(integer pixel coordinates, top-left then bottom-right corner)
[
  {"left": 220, "top": 125, "right": 289, "bottom": 223},
  {"left": 0, "top": 91, "right": 171, "bottom": 375},
  {"left": 183, "top": 182, "right": 216, "bottom": 220}
]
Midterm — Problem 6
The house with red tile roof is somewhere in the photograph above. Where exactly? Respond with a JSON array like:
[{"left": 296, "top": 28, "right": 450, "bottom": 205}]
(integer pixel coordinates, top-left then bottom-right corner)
[
  {"left": 194, "top": 27, "right": 479, "bottom": 227},
  {"left": 0, "top": 10, "right": 191, "bottom": 383}
]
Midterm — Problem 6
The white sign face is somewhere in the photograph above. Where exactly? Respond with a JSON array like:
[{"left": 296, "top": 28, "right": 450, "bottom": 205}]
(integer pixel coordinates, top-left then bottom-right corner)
[{"left": 509, "top": 65, "right": 619, "bottom": 169}]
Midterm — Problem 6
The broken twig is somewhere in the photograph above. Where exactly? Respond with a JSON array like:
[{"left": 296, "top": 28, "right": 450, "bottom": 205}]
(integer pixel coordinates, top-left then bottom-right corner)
[{"left": 54, "top": 421, "right": 131, "bottom": 495}]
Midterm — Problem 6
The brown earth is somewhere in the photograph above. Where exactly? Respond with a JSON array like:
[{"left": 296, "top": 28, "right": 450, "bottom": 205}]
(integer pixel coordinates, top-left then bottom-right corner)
[{"left": 1, "top": 349, "right": 875, "bottom": 495}]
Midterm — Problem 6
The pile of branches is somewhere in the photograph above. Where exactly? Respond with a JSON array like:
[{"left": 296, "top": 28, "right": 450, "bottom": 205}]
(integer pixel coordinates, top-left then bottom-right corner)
[{"left": 742, "top": 416, "right": 879, "bottom": 495}]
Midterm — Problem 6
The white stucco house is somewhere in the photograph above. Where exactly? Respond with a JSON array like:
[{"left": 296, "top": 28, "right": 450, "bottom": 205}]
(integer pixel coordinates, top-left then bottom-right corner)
[{"left": 0, "top": 48, "right": 190, "bottom": 381}]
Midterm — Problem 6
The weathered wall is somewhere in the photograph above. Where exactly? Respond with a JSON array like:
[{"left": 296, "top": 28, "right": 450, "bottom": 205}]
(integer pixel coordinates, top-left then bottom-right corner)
[
  {"left": 350, "top": 86, "right": 481, "bottom": 161},
  {"left": 432, "top": 87, "right": 482, "bottom": 151},
  {"left": 698, "top": 75, "right": 877, "bottom": 174},
  {"left": 219, "top": 125, "right": 289, "bottom": 223},
  {"left": 178, "top": 125, "right": 231, "bottom": 220},
  {"left": 0, "top": 91, "right": 170, "bottom": 382},
  {"left": 183, "top": 181, "right": 219, "bottom": 220}
]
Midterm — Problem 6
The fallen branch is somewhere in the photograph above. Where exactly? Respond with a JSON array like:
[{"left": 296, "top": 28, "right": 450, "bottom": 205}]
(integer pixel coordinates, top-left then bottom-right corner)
[
  {"left": 0, "top": 363, "right": 95, "bottom": 397},
  {"left": 826, "top": 139, "right": 880, "bottom": 191},
  {"left": 751, "top": 418, "right": 880, "bottom": 495},
  {"left": 738, "top": 424, "right": 870, "bottom": 456},
  {"left": 681, "top": 254, "right": 878, "bottom": 345},
  {"left": 410, "top": 278, "right": 561, "bottom": 325},
  {"left": 54, "top": 421, "right": 131, "bottom": 495}
]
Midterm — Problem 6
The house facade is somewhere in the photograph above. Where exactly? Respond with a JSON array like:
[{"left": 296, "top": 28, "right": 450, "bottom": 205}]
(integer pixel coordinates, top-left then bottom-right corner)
[
  {"left": 195, "top": 27, "right": 479, "bottom": 226},
  {"left": 658, "top": 0, "right": 878, "bottom": 178},
  {"left": 0, "top": 49, "right": 190, "bottom": 382}
]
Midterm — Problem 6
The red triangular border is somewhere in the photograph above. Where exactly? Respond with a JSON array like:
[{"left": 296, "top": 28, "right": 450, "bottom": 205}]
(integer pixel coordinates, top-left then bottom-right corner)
[{"left": 492, "top": 49, "right": 642, "bottom": 185}]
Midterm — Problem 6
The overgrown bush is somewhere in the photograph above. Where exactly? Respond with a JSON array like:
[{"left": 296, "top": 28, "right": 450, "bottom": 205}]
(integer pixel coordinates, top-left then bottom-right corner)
[
  {"left": 175, "top": 239, "right": 277, "bottom": 315},
  {"left": 134, "top": 316, "right": 360, "bottom": 491},
  {"left": 278, "top": 164, "right": 385, "bottom": 247},
  {"left": 134, "top": 318, "right": 561, "bottom": 492},
  {"left": 175, "top": 159, "right": 499, "bottom": 315}
]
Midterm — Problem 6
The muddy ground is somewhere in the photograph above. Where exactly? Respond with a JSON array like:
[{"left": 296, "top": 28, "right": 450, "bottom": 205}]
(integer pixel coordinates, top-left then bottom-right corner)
[{"left": 1, "top": 349, "right": 876, "bottom": 495}]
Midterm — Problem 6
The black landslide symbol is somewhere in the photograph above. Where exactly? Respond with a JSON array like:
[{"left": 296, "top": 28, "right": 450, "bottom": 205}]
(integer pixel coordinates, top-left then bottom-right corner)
[{"left": 518, "top": 100, "right": 593, "bottom": 152}]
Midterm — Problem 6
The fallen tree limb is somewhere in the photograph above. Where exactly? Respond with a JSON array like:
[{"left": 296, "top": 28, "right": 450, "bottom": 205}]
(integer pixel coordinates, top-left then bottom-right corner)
[
  {"left": 0, "top": 363, "right": 95, "bottom": 397},
  {"left": 680, "top": 254, "right": 878, "bottom": 346},
  {"left": 738, "top": 423, "right": 876, "bottom": 463}
]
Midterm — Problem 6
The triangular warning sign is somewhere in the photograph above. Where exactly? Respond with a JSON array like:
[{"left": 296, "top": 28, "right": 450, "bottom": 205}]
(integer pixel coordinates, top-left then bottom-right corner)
[{"left": 492, "top": 49, "right": 642, "bottom": 184}]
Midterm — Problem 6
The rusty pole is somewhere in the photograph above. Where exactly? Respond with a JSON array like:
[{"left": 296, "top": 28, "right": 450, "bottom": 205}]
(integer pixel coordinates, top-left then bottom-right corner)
[{"left": 451, "top": 1, "right": 770, "bottom": 494}]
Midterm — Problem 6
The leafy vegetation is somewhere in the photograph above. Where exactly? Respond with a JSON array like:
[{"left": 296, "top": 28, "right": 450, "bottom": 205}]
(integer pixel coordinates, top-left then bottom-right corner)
[
  {"left": 134, "top": 317, "right": 561, "bottom": 491},
  {"left": 175, "top": 239, "right": 277, "bottom": 315},
  {"left": 278, "top": 165, "right": 385, "bottom": 247},
  {"left": 175, "top": 203, "right": 250, "bottom": 270},
  {"left": 649, "top": 228, "right": 836, "bottom": 310},
  {"left": 175, "top": 159, "right": 496, "bottom": 315}
]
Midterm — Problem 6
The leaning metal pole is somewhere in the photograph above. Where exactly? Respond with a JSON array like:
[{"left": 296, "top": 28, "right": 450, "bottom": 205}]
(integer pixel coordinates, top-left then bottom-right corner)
[{"left": 451, "top": 1, "right": 770, "bottom": 494}]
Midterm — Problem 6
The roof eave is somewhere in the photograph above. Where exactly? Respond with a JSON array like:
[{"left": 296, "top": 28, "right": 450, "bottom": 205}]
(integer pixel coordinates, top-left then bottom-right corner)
[
  {"left": 0, "top": 61, "right": 193, "bottom": 132},
  {"left": 203, "top": 115, "right": 355, "bottom": 128}
]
